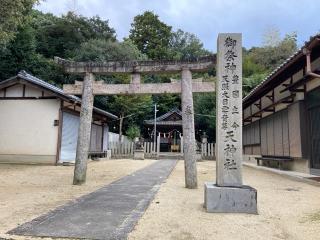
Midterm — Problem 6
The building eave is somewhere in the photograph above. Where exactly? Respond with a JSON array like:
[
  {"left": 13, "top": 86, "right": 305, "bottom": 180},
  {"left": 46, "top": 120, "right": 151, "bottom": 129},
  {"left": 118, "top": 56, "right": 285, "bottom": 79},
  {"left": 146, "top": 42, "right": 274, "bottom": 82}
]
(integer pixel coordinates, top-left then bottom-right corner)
[
  {"left": 0, "top": 71, "right": 118, "bottom": 120},
  {"left": 243, "top": 34, "right": 320, "bottom": 108}
]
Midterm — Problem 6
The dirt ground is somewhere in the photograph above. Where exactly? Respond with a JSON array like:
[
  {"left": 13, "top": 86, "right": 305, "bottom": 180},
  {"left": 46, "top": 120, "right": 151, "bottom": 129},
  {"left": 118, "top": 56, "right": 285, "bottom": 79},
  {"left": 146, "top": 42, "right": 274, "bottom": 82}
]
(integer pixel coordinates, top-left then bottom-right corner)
[
  {"left": 1, "top": 160, "right": 320, "bottom": 240},
  {"left": 0, "top": 159, "right": 154, "bottom": 239},
  {"left": 129, "top": 160, "right": 320, "bottom": 240}
]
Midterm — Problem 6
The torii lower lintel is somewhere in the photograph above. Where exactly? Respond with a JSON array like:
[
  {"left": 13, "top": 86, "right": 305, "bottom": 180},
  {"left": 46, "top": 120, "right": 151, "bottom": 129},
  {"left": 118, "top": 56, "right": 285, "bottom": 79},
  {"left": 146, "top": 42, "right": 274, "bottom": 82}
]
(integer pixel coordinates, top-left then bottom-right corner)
[{"left": 63, "top": 81, "right": 215, "bottom": 95}]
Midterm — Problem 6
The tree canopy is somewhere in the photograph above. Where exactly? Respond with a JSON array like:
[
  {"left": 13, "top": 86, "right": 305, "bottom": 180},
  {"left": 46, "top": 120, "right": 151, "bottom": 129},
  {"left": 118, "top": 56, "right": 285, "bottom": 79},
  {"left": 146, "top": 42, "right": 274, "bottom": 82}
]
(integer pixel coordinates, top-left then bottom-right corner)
[
  {"left": 129, "top": 11, "right": 172, "bottom": 60},
  {"left": 0, "top": 0, "right": 38, "bottom": 47},
  {"left": 242, "top": 30, "right": 298, "bottom": 95}
]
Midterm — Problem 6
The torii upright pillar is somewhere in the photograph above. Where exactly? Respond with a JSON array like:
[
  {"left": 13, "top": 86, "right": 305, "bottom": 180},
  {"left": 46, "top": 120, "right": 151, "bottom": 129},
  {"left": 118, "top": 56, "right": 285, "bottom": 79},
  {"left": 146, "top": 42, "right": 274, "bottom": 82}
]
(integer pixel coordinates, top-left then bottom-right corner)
[
  {"left": 181, "top": 68, "right": 197, "bottom": 188},
  {"left": 73, "top": 72, "right": 94, "bottom": 185}
]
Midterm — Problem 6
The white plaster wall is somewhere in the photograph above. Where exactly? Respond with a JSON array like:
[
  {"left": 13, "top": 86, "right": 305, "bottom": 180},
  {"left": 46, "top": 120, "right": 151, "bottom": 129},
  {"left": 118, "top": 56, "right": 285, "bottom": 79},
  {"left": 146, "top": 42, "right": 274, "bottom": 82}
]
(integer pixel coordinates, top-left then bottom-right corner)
[
  {"left": 6, "top": 84, "right": 23, "bottom": 97},
  {"left": 292, "top": 69, "right": 303, "bottom": 83},
  {"left": 0, "top": 99, "right": 60, "bottom": 156},
  {"left": 275, "top": 103, "right": 288, "bottom": 112},
  {"left": 25, "top": 85, "right": 42, "bottom": 97},
  {"left": 43, "top": 91, "right": 54, "bottom": 97},
  {"left": 306, "top": 77, "right": 320, "bottom": 92}
]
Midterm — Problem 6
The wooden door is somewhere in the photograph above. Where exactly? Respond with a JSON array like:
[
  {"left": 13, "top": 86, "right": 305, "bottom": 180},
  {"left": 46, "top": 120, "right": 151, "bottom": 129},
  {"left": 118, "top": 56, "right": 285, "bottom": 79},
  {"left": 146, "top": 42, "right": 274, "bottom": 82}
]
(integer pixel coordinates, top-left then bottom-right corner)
[{"left": 309, "top": 106, "right": 320, "bottom": 170}]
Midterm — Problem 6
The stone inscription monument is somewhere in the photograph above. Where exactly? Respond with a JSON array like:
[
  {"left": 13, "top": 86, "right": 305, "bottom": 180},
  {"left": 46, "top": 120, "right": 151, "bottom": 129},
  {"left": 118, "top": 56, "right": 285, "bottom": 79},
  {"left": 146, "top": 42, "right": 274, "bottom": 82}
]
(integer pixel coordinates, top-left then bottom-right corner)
[{"left": 204, "top": 33, "right": 257, "bottom": 213}]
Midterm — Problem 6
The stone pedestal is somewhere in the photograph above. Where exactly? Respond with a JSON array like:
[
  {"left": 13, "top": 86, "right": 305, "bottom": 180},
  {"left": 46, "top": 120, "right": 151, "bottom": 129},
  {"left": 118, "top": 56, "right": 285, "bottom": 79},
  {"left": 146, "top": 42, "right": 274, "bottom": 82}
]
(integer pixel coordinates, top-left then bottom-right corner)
[
  {"left": 105, "top": 150, "right": 111, "bottom": 160},
  {"left": 133, "top": 149, "right": 145, "bottom": 160},
  {"left": 204, "top": 182, "right": 257, "bottom": 214}
]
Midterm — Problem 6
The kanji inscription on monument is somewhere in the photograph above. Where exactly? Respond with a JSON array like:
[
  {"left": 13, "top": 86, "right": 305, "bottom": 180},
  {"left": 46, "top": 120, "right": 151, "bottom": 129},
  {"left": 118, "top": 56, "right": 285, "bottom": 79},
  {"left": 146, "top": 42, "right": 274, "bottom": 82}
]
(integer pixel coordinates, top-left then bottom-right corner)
[
  {"left": 204, "top": 33, "right": 257, "bottom": 214},
  {"left": 216, "top": 33, "right": 242, "bottom": 186}
]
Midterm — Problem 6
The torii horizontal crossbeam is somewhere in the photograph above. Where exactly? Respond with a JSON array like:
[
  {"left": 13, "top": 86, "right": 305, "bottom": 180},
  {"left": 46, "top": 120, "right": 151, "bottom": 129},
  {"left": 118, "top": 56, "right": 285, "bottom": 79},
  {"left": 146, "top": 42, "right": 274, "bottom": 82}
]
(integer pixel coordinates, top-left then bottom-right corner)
[
  {"left": 55, "top": 56, "right": 216, "bottom": 74},
  {"left": 63, "top": 81, "right": 215, "bottom": 95}
]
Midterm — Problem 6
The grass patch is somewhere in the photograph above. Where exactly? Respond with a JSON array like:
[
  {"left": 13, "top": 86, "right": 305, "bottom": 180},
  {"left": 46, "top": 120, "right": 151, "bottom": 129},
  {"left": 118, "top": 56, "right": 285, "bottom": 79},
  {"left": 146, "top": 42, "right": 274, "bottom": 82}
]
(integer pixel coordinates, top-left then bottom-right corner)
[
  {"left": 308, "top": 211, "right": 320, "bottom": 222},
  {"left": 301, "top": 211, "right": 320, "bottom": 223}
]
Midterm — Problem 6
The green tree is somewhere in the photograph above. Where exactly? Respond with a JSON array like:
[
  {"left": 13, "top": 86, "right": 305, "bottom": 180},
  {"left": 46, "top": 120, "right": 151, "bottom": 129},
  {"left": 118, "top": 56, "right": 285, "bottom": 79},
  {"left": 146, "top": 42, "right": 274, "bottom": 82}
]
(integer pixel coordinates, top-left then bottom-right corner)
[
  {"left": 0, "top": 24, "right": 64, "bottom": 83},
  {"left": 243, "top": 72, "right": 268, "bottom": 96},
  {"left": 247, "top": 32, "right": 298, "bottom": 72},
  {"left": 32, "top": 11, "right": 116, "bottom": 58},
  {"left": 0, "top": 0, "right": 38, "bottom": 47},
  {"left": 126, "top": 125, "right": 141, "bottom": 141},
  {"left": 109, "top": 95, "right": 152, "bottom": 142},
  {"left": 193, "top": 92, "right": 216, "bottom": 142},
  {"left": 129, "top": 11, "right": 172, "bottom": 59},
  {"left": 170, "top": 29, "right": 210, "bottom": 60},
  {"left": 242, "top": 31, "right": 298, "bottom": 95},
  {"left": 74, "top": 38, "right": 147, "bottom": 62}
]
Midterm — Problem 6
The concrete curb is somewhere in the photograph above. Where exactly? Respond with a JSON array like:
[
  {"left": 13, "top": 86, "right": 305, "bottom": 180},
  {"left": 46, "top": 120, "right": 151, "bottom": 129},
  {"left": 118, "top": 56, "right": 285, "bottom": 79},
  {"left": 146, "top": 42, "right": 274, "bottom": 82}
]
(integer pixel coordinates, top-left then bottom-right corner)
[{"left": 243, "top": 162, "right": 320, "bottom": 187}]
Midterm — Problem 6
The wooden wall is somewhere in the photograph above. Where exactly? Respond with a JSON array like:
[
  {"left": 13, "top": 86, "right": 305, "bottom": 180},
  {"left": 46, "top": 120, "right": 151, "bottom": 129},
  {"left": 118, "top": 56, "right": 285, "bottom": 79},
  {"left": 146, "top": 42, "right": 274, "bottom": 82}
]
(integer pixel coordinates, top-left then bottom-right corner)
[
  {"left": 260, "top": 109, "right": 290, "bottom": 156},
  {"left": 244, "top": 109, "right": 290, "bottom": 157},
  {"left": 243, "top": 101, "right": 310, "bottom": 158},
  {"left": 243, "top": 120, "right": 260, "bottom": 155},
  {"left": 288, "top": 101, "right": 309, "bottom": 158}
]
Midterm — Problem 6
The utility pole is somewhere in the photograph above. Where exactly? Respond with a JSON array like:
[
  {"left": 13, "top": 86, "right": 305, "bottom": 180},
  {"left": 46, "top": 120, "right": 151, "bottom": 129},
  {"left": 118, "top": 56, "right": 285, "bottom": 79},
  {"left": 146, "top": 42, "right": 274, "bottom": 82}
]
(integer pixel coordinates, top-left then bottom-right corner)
[{"left": 154, "top": 104, "right": 158, "bottom": 152}]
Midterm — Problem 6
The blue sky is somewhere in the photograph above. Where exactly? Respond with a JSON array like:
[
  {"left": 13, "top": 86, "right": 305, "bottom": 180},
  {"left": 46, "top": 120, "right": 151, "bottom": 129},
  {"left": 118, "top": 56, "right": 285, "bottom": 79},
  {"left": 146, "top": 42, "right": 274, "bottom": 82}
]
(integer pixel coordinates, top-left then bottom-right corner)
[{"left": 36, "top": 0, "right": 320, "bottom": 51}]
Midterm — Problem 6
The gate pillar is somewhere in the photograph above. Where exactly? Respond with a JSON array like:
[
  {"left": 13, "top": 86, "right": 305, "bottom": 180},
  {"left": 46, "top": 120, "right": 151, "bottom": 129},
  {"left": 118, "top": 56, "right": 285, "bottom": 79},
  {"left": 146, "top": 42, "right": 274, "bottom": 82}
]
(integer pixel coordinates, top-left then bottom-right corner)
[
  {"left": 73, "top": 72, "right": 94, "bottom": 185},
  {"left": 181, "top": 68, "right": 197, "bottom": 189}
]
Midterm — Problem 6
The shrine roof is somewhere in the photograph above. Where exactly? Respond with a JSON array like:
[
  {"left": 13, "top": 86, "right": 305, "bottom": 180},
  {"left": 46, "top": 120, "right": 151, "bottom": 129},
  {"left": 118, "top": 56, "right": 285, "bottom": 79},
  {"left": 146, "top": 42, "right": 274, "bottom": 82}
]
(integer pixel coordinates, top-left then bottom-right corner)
[{"left": 144, "top": 108, "right": 182, "bottom": 126}]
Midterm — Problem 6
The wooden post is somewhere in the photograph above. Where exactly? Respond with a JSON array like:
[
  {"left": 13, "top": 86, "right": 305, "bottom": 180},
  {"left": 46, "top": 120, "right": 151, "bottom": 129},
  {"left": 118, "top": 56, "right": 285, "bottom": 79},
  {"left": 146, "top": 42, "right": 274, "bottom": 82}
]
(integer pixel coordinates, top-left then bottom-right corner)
[
  {"left": 73, "top": 72, "right": 94, "bottom": 185},
  {"left": 157, "top": 134, "right": 160, "bottom": 158},
  {"left": 181, "top": 68, "right": 197, "bottom": 189},
  {"left": 131, "top": 142, "right": 134, "bottom": 156},
  {"left": 180, "top": 136, "right": 183, "bottom": 154}
]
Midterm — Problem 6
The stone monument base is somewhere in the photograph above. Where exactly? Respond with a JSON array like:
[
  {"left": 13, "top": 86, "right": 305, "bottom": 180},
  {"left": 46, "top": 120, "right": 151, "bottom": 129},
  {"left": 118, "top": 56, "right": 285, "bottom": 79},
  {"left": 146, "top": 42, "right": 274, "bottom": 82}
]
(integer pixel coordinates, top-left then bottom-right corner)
[
  {"left": 204, "top": 182, "right": 257, "bottom": 214},
  {"left": 133, "top": 150, "right": 145, "bottom": 160}
]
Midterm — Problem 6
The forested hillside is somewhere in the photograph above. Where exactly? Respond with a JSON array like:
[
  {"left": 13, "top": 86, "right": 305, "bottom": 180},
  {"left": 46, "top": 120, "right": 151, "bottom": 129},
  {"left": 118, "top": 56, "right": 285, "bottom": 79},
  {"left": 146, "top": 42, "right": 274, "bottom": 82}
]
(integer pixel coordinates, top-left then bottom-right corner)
[{"left": 0, "top": 1, "right": 298, "bottom": 141}]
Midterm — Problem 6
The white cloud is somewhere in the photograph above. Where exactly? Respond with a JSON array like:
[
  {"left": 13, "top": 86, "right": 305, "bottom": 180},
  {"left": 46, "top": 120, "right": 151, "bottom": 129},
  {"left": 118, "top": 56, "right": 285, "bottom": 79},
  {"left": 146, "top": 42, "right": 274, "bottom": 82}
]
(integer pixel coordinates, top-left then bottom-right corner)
[{"left": 36, "top": 0, "right": 320, "bottom": 50}]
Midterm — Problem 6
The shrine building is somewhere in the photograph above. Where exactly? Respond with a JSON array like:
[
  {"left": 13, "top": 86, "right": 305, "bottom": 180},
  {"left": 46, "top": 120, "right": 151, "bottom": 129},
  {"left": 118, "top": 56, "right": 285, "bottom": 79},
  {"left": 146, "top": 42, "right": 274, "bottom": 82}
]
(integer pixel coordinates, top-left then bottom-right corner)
[
  {"left": 242, "top": 34, "right": 320, "bottom": 176},
  {"left": 144, "top": 108, "right": 183, "bottom": 153}
]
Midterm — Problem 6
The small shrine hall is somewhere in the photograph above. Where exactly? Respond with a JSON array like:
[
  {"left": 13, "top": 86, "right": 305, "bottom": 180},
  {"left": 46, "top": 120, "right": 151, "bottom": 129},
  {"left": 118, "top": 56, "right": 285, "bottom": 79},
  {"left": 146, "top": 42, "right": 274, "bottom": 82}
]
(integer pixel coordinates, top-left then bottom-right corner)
[{"left": 144, "top": 108, "right": 183, "bottom": 152}]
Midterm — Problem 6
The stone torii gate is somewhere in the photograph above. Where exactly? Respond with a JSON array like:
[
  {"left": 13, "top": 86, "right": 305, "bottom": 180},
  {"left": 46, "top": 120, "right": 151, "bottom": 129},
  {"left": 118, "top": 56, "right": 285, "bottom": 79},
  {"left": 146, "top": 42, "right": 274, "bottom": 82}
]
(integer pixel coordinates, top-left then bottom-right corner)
[{"left": 56, "top": 56, "right": 215, "bottom": 189}]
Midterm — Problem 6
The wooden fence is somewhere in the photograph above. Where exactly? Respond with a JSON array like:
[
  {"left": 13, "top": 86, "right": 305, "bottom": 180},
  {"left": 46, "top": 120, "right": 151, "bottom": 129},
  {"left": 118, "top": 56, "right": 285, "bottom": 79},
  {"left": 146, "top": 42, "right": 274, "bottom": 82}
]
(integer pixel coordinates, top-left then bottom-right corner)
[
  {"left": 109, "top": 140, "right": 214, "bottom": 160},
  {"left": 109, "top": 141, "right": 159, "bottom": 159},
  {"left": 143, "top": 141, "right": 158, "bottom": 158},
  {"left": 201, "top": 143, "right": 215, "bottom": 160},
  {"left": 109, "top": 142, "right": 134, "bottom": 159}
]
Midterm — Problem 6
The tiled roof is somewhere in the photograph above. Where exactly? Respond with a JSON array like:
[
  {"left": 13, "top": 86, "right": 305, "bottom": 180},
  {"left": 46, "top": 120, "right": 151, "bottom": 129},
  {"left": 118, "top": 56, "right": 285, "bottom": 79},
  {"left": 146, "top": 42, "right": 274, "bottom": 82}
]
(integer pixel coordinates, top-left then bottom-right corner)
[
  {"left": 146, "top": 120, "right": 182, "bottom": 126},
  {"left": 0, "top": 70, "right": 118, "bottom": 120},
  {"left": 144, "top": 108, "right": 182, "bottom": 125}
]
